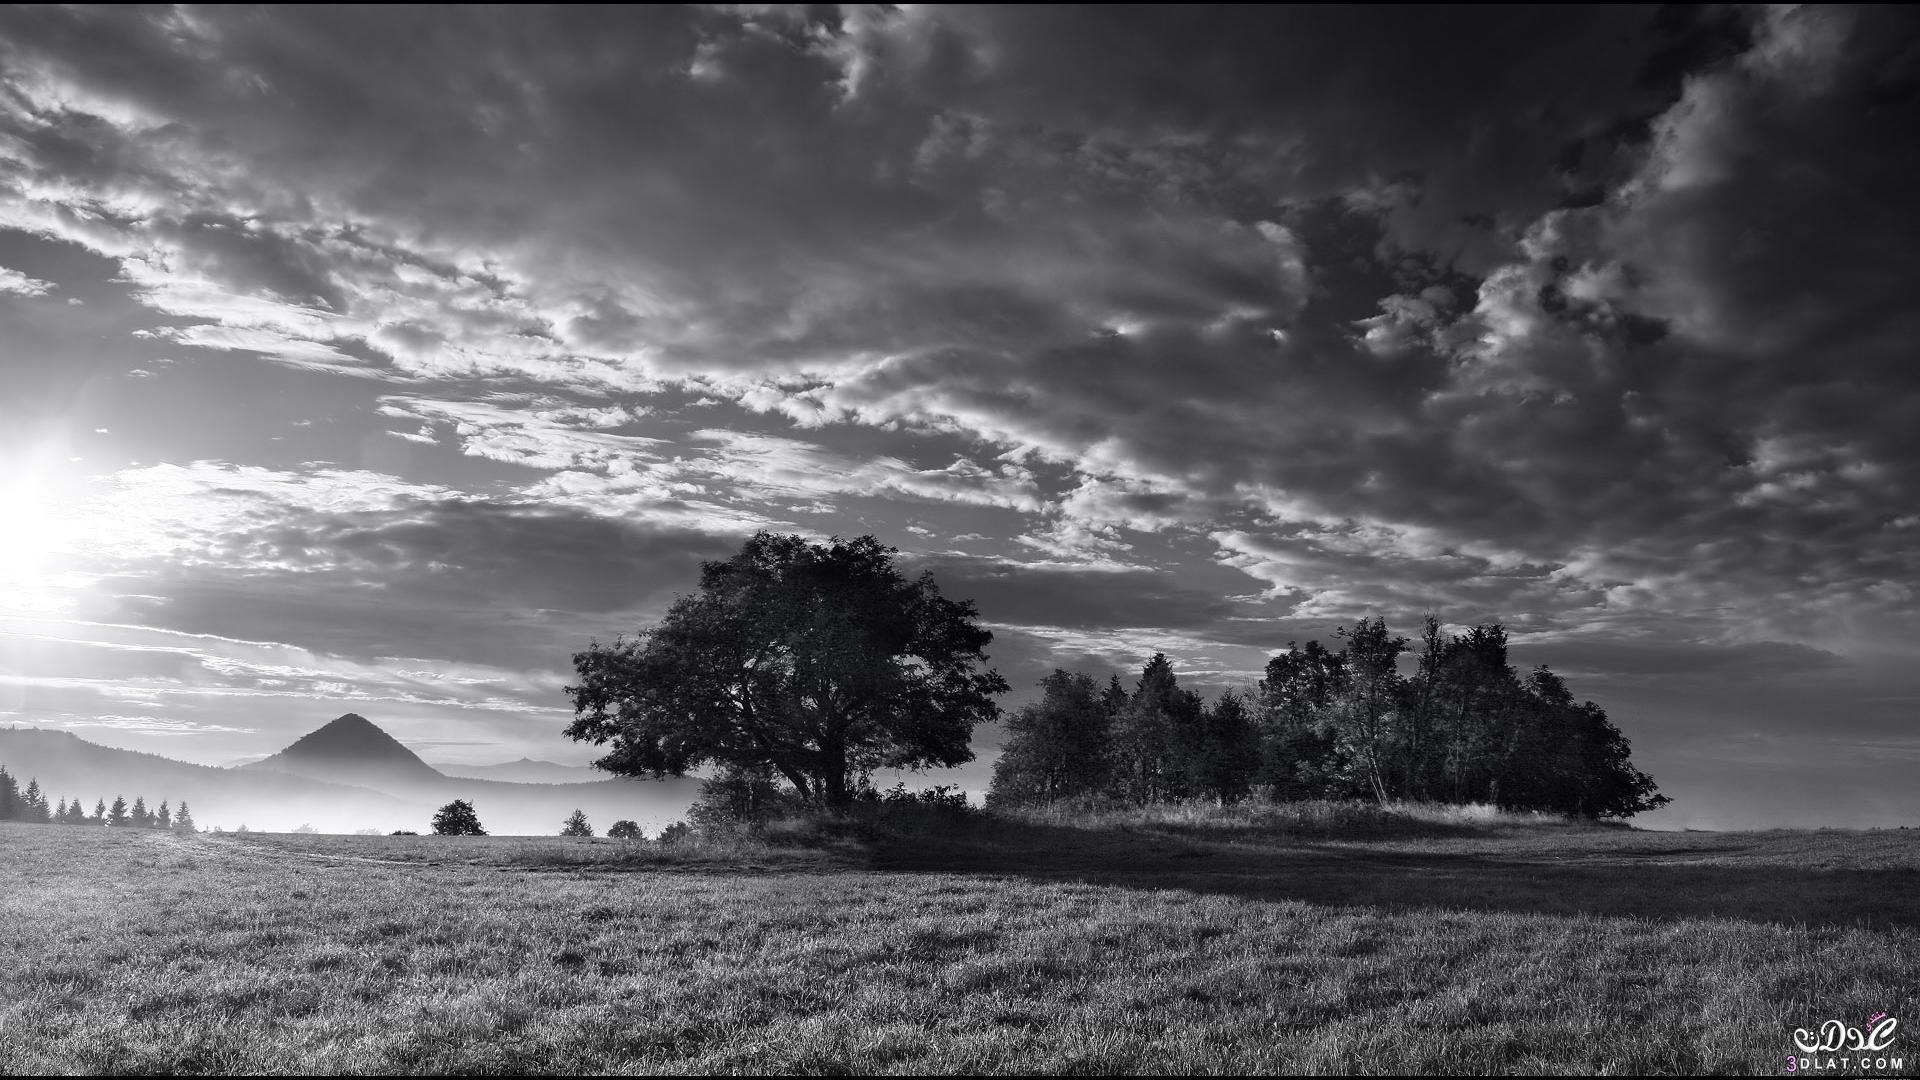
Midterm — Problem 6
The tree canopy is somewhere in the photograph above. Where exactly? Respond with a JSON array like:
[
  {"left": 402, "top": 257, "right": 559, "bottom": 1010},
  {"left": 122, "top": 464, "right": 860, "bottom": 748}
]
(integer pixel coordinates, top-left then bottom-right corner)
[
  {"left": 564, "top": 532, "right": 1008, "bottom": 809},
  {"left": 431, "top": 799, "right": 486, "bottom": 836},
  {"left": 988, "top": 615, "right": 1669, "bottom": 820}
]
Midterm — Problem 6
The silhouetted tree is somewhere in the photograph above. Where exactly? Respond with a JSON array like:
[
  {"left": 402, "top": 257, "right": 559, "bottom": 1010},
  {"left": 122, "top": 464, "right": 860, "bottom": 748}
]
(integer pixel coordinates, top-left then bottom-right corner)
[
  {"left": 1330, "top": 617, "right": 1409, "bottom": 802},
  {"left": 565, "top": 532, "right": 1007, "bottom": 809},
  {"left": 431, "top": 799, "right": 485, "bottom": 836},
  {"left": 560, "top": 809, "right": 593, "bottom": 837},
  {"left": 91, "top": 798, "right": 106, "bottom": 826},
  {"left": 1182, "top": 689, "right": 1261, "bottom": 803},
  {"left": 107, "top": 795, "right": 129, "bottom": 827},
  {"left": 987, "top": 670, "right": 1115, "bottom": 807},
  {"left": 1255, "top": 640, "right": 1349, "bottom": 799},
  {"left": 130, "top": 795, "right": 152, "bottom": 828},
  {"left": 1492, "top": 667, "right": 1670, "bottom": 818},
  {"left": 156, "top": 800, "right": 172, "bottom": 829},
  {"left": 607, "top": 819, "right": 642, "bottom": 840},
  {"left": 1113, "top": 654, "right": 1204, "bottom": 803},
  {"left": 0, "top": 765, "right": 17, "bottom": 819},
  {"left": 173, "top": 801, "right": 196, "bottom": 833}
]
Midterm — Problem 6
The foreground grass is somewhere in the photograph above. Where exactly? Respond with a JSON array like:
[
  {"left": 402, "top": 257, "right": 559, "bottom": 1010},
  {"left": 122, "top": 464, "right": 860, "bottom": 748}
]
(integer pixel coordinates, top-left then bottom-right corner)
[{"left": 2, "top": 816, "right": 1916, "bottom": 1074}]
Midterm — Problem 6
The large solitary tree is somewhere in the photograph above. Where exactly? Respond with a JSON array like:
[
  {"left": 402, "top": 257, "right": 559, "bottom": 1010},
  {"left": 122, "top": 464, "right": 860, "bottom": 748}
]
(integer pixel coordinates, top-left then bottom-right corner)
[{"left": 564, "top": 532, "right": 1008, "bottom": 809}]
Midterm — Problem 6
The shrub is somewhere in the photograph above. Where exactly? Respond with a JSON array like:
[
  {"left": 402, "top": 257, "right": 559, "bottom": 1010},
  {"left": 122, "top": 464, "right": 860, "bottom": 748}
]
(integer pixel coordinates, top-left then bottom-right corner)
[
  {"left": 657, "top": 821, "right": 692, "bottom": 845},
  {"left": 430, "top": 799, "right": 486, "bottom": 836},
  {"left": 607, "top": 820, "right": 643, "bottom": 840}
]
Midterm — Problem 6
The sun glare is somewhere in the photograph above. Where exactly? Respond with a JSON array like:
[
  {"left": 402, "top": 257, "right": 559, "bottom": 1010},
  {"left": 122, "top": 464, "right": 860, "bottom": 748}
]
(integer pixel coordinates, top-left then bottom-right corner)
[{"left": 0, "top": 447, "right": 84, "bottom": 595}]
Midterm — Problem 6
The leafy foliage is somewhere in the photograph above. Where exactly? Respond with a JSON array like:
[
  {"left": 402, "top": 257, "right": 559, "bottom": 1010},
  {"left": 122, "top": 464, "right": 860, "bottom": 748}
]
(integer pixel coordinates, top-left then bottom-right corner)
[
  {"left": 987, "top": 615, "right": 1668, "bottom": 819},
  {"left": 565, "top": 532, "right": 1008, "bottom": 808},
  {"left": 606, "top": 819, "right": 643, "bottom": 840},
  {"left": 560, "top": 809, "right": 594, "bottom": 837},
  {"left": 431, "top": 800, "right": 486, "bottom": 836}
]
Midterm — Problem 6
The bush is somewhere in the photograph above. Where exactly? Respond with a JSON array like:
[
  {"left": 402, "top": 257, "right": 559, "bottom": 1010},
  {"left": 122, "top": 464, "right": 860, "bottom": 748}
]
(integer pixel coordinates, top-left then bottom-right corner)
[
  {"left": 607, "top": 820, "right": 643, "bottom": 840},
  {"left": 390, "top": 830, "right": 419, "bottom": 836},
  {"left": 430, "top": 800, "right": 486, "bottom": 836},
  {"left": 686, "top": 765, "right": 802, "bottom": 831},
  {"left": 657, "top": 821, "right": 692, "bottom": 845}
]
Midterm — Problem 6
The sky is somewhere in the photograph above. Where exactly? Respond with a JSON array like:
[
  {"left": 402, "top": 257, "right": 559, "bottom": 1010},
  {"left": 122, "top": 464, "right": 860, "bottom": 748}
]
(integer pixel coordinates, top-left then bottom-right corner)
[{"left": 2, "top": 5, "right": 1918, "bottom": 829}]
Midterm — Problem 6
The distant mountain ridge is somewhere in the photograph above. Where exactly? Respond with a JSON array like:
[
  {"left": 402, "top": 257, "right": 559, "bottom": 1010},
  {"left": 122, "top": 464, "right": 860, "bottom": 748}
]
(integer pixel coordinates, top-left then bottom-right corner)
[{"left": 436, "top": 757, "right": 602, "bottom": 784}]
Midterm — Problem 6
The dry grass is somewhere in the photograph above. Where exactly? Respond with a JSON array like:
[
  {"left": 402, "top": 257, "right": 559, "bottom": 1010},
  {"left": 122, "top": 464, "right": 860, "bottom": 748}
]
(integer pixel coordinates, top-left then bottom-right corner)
[{"left": 2, "top": 813, "right": 1916, "bottom": 1074}]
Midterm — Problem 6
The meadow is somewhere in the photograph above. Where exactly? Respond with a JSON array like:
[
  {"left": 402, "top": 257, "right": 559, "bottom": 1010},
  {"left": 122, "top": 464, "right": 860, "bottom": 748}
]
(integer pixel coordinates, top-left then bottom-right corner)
[{"left": 2, "top": 809, "right": 1916, "bottom": 1075}]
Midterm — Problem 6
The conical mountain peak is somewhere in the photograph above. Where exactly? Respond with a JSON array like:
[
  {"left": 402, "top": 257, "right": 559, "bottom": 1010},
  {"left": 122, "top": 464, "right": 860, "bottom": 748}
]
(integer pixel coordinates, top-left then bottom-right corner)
[{"left": 248, "top": 713, "right": 445, "bottom": 786}]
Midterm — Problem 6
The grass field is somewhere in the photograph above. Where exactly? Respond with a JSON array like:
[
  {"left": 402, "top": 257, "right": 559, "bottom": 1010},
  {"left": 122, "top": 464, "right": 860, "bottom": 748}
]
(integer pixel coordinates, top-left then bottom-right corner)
[{"left": 3, "top": 811, "right": 1916, "bottom": 1074}]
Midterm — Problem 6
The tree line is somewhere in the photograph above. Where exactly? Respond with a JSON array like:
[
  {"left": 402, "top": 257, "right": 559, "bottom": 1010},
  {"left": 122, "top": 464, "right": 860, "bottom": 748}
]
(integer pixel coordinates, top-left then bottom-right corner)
[
  {"left": 990, "top": 616, "right": 1669, "bottom": 819},
  {"left": 563, "top": 533, "right": 1667, "bottom": 821},
  {"left": 0, "top": 764, "right": 199, "bottom": 831}
]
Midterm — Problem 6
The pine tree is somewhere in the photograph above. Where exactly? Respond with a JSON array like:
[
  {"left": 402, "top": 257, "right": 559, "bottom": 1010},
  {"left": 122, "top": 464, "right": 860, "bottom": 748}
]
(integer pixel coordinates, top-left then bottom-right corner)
[
  {"left": 560, "top": 809, "right": 593, "bottom": 837},
  {"left": 23, "top": 779, "right": 51, "bottom": 823},
  {"left": 108, "top": 796, "right": 129, "bottom": 827},
  {"left": 156, "top": 800, "right": 172, "bottom": 829},
  {"left": 91, "top": 798, "right": 107, "bottom": 825},
  {"left": 0, "top": 765, "right": 17, "bottom": 820},
  {"left": 54, "top": 797, "right": 69, "bottom": 823},
  {"left": 64, "top": 799, "right": 86, "bottom": 825},
  {"left": 131, "top": 795, "right": 151, "bottom": 827},
  {"left": 173, "top": 801, "right": 196, "bottom": 833},
  {"left": 1114, "top": 654, "right": 1203, "bottom": 803}
]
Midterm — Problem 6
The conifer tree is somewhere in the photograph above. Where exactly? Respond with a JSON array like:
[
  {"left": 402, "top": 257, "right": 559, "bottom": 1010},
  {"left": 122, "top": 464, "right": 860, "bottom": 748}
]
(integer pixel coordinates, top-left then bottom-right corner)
[
  {"left": 560, "top": 809, "right": 593, "bottom": 837},
  {"left": 1114, "top": 654, "right": 1203, "bottom": 803},
  {"left": 108, "top": 796, "right": 129, "bottom": 827},
  {"left": 55, "top": 796, "right": 68, "bottom": 822},
  {"left": 131, "top": 795, "right": 151, "bottom": 827},
  {"left": 64, "top": 799, "right": 86, "bottom": 824},
  {"left": 0, "top": 765, "right": 17, "bottom": 819},
  {"left": 173, "top": 801, "right": 196, "bottom": 833},
  {"left": 156, "top": 800, "right": 172, "bottom": 829},
  {"left": 23, "top": 779, "right": 51, "bottom": 823},
  {"left": 91, "top": 798, "right": 107, "bottom": 825}
]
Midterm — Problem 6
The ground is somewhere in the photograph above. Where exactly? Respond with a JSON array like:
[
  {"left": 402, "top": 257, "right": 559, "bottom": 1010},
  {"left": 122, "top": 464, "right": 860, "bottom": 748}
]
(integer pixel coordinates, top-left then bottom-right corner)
[{"left": 1, "top": 814, "right": 1915, "bottom": 1074}]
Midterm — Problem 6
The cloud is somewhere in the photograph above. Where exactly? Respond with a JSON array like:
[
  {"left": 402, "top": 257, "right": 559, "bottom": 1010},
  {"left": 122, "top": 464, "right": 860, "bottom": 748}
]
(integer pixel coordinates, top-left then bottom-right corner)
[{"left": 0, "top": 266, "right": 54, "bottom": 294}]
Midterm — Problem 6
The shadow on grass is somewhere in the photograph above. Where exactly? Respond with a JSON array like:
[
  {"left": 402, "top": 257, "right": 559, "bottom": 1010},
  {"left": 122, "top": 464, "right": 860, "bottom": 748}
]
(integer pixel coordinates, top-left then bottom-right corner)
[{"left": 850, "top": 817, "right": 1920, "bottom": 930}]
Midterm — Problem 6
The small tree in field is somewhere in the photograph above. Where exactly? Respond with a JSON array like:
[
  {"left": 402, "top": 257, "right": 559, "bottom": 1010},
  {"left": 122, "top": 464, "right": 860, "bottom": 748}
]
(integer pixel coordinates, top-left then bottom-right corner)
[
  {"left": 156, "top": 800, "right": 172, "bottom": 829},
  {"left": 431, "top": 799, "right": 486, "bottom": 836},
  {"left": 560, "top": 809, "right": 593, "bottom": 837},
  {"left": 173, "top": 801, "right": 196, "bottom": 833},
  {"left": 107, "top": 796, "right": 129, "bottom": 827},
  {"left": 607, "top": 819, "right": 642, "bottom": 840}
]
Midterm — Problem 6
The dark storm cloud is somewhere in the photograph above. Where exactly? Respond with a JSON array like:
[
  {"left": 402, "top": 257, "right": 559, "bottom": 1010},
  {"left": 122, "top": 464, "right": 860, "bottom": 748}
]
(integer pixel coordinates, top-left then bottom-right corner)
[
  {"left": 906, "top": 554, "right": 1242, "bottom": 633},
  {"left": 103, "top": 499, "right": 740, "bottom": 667}
]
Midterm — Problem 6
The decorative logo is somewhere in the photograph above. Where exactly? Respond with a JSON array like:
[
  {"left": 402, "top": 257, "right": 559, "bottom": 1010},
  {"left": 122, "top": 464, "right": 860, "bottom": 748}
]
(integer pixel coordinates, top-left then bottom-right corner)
[{"left": 1785, "top": 1012, "right": 1901, "bottom": 1073}]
